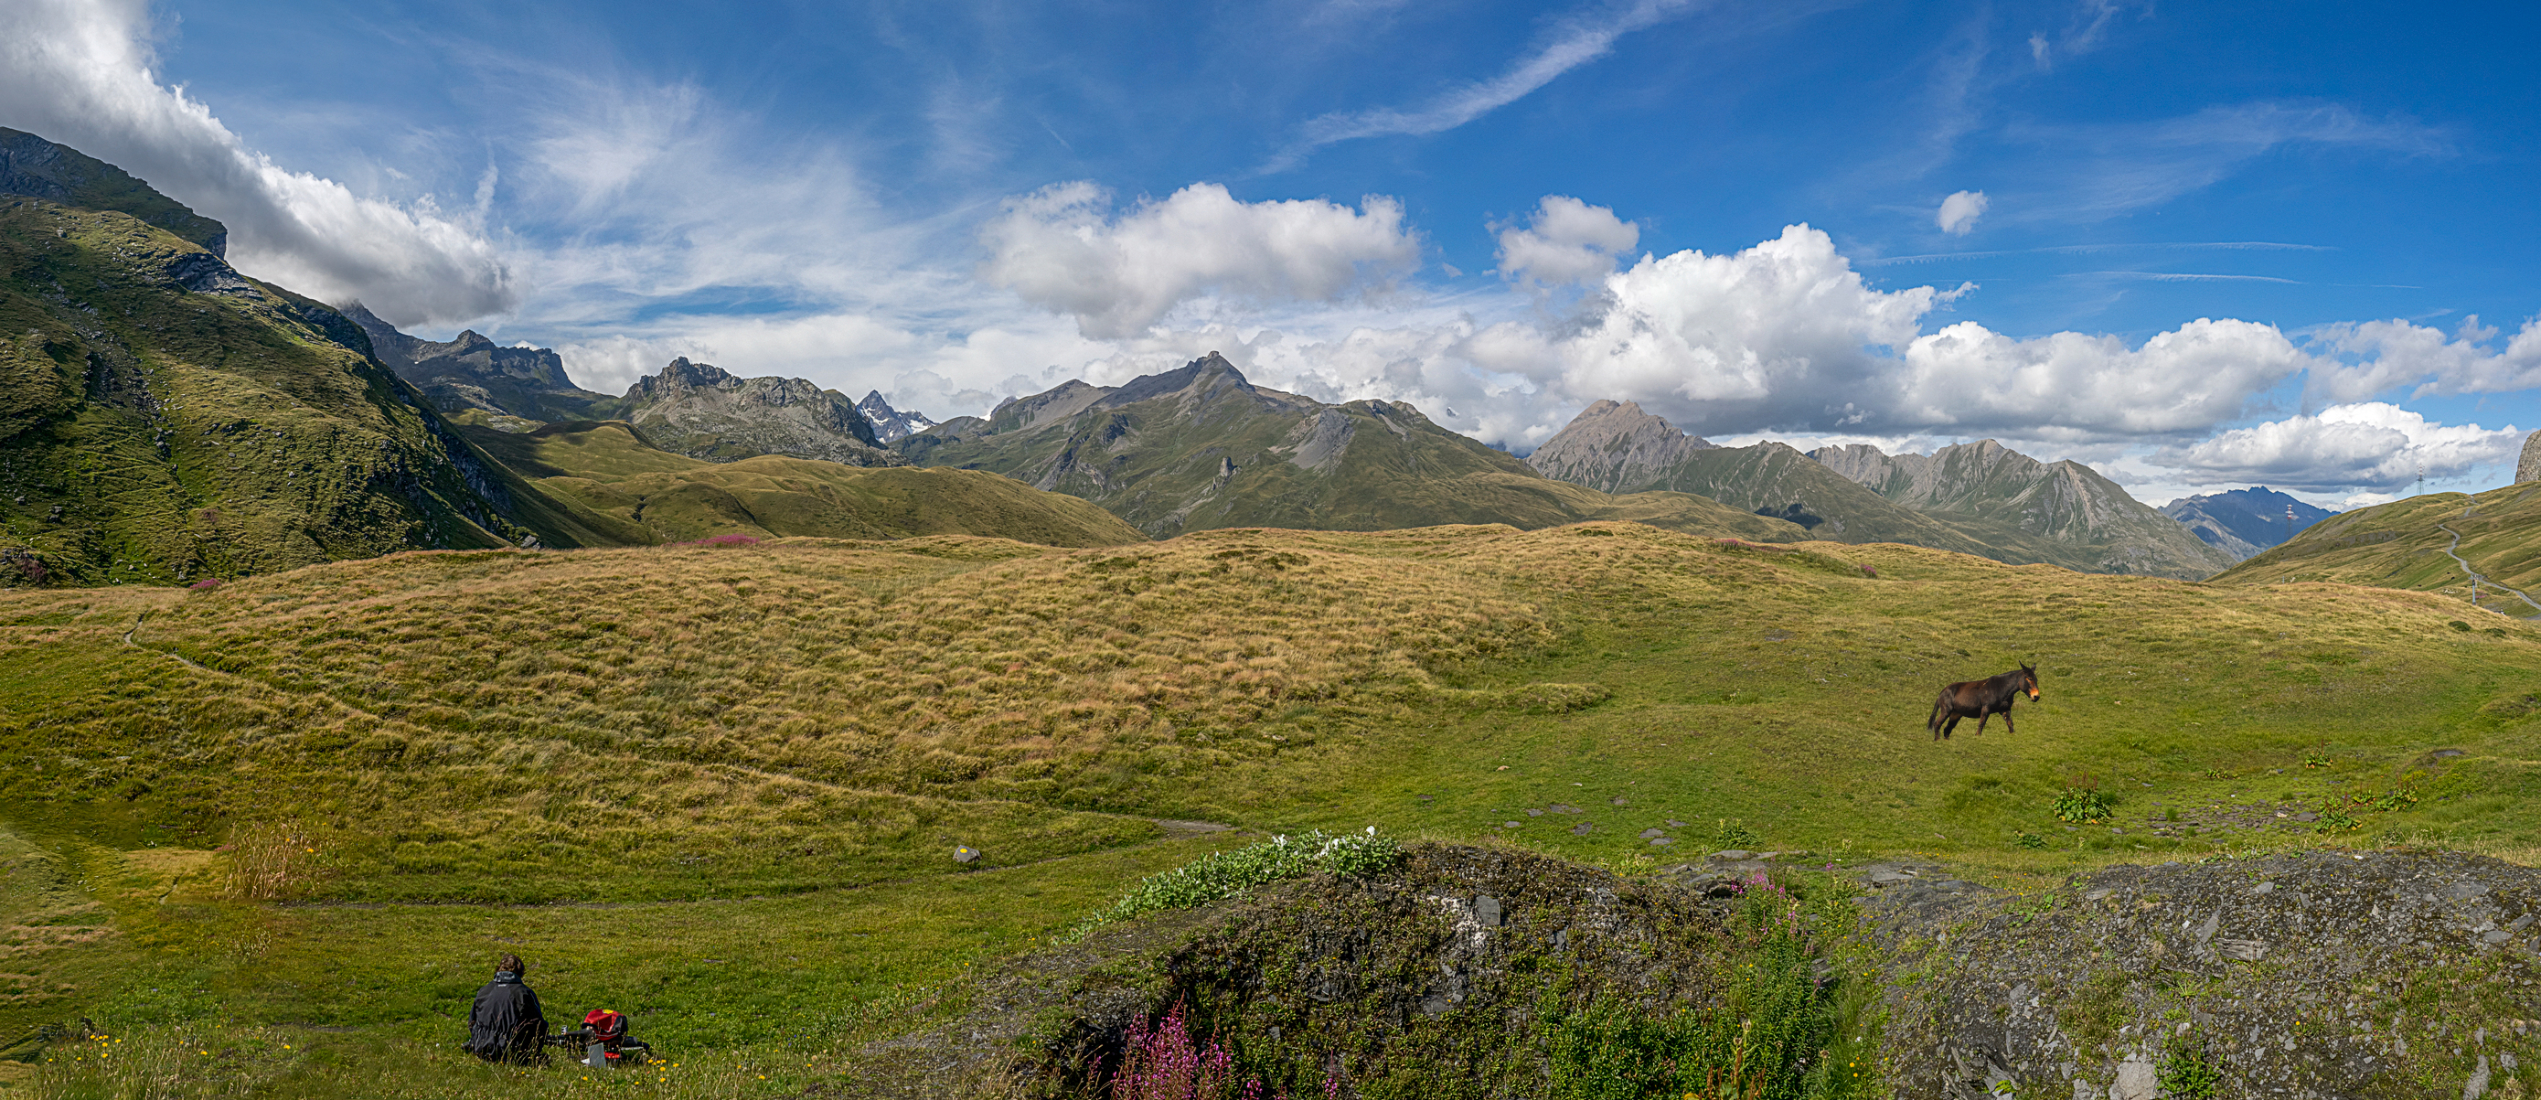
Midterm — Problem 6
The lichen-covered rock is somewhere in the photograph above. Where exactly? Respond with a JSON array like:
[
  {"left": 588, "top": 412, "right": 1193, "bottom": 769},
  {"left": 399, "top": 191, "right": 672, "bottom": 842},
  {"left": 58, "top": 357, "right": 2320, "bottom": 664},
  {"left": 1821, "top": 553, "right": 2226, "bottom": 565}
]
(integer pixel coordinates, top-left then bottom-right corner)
[{"left": 1873, "top": 850, "right": 2541, "bottom": 1099}]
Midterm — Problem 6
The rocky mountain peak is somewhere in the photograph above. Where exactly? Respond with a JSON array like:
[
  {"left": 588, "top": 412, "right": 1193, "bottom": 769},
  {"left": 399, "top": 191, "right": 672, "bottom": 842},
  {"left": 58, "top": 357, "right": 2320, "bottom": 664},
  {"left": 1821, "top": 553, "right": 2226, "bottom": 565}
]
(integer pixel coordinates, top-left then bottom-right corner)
[
  {"left": 1524, "top": 399, "right": 1718, "bottom": 494},
  {"left": 2522, "top": 429, "right": 2540, "bottom": 484},
  {"left": 618, "top": 357, "right": 891, "bottom": 464},
  {"left": 855, "top": 391, "right": 937, "bottom": 444}
]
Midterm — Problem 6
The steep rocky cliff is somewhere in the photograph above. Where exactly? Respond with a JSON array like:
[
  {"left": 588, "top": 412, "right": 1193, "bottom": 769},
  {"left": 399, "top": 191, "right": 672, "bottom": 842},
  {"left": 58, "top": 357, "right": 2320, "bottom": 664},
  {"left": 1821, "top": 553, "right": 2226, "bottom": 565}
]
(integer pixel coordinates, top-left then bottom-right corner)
[
  {"left": 344, "top": 304, "right": 613, "bottom": 424},
  {"left": 615, "top": 357, "right": 899, "bottom": 467}
]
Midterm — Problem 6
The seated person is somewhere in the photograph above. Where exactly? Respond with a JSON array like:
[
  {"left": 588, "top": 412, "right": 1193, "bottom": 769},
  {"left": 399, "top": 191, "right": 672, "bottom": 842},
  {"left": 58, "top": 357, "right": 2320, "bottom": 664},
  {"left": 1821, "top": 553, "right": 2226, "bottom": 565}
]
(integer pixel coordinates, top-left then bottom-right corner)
[{"left": 465, "top": 952, "right": 548, "bottom": 1064}]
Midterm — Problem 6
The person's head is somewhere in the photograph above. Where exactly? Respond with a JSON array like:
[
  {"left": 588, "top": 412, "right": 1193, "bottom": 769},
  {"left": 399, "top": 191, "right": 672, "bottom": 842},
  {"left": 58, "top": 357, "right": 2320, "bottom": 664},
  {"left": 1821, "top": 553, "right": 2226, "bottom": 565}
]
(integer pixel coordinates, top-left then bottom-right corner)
[{"left": 497, "top": 953, "right": 525, "bottom": 977}]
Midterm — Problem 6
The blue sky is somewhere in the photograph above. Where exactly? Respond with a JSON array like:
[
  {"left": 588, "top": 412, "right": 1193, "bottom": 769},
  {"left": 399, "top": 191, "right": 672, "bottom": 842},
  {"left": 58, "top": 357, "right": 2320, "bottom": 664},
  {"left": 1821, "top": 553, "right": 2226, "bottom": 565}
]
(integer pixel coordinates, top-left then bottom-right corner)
[{"left": 5, "top": 0, "right": 2536, "bottom": 506}]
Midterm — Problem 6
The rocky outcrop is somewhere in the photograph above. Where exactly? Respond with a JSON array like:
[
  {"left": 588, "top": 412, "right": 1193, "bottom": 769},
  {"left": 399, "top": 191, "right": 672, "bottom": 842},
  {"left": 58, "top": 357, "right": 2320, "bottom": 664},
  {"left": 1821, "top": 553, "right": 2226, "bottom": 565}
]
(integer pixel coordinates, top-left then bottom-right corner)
[
  {"left": 2160, "top": 486, "right": 2338, "bottom": 561},
  {"left": 855, "top": 391, "right": 936, "bottom": 443},
  {"left": 1523, "top": 399, "right": 1718, "bottom": 492},
  {"left": 618, "top": 357, "right": 897, "bottom": 467},
  {"left": 2522, "top": 430, "right": 2540, "bottom": 485},
  {"left": 1873, "top": 849, "right": 2541, "bottom": 1099},
  {"left": 344, "top": 305, "right": 612, "bottom": 424}
]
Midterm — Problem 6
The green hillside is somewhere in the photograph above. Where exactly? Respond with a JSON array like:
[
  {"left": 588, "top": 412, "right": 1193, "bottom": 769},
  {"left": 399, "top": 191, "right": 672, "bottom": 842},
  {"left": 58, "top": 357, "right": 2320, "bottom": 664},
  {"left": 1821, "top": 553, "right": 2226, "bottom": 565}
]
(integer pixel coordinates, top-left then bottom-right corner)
[
  {"left": 4, "top": 523, "right": 2538, "bottom": 1093},
  {"left": 0, "top": 184, "right": 630, "bottom": 588},
  {"left": 900, "top": 354, "right": 1802, "bottom": 541},
  {"left": 462, "top": 418, "right": 1146, "bottom": 547},
  {"left": 2212, "top": 481, "right": 2541, "bottom": 615}
]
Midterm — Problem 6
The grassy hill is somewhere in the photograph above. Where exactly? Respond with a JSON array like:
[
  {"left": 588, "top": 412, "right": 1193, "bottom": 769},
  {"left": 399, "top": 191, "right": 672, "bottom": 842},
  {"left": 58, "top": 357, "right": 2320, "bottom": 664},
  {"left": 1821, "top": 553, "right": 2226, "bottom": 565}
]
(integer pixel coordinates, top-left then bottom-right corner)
[
  {"left": 4, "top": 522, "right": 2539, "bottom": 1093},
  {"left": 900, "top": 355, "right": 1804, "bottom": 541},
  {"left": 0, "top": 166, "right": 632, "bottom": 587},
  {"left": 2211, "top": 481, "right": 2541, "bottom": 615},
  {"left": 460, "top": 417, "right": 1146, "bottom": 547}
]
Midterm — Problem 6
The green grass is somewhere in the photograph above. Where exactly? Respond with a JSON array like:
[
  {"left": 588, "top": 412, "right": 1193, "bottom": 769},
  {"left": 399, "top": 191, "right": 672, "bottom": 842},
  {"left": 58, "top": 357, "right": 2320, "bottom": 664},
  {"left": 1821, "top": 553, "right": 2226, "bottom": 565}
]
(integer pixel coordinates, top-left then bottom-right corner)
[
  {"left": 2216, "top": 482, "right": 2541, "bottom": 609},
  {"left": 3, "top": 521, "right": 2539, "bottom": 1094},
  {"left": 460, "top": 420, "right": 1147, "bottom": 548}
]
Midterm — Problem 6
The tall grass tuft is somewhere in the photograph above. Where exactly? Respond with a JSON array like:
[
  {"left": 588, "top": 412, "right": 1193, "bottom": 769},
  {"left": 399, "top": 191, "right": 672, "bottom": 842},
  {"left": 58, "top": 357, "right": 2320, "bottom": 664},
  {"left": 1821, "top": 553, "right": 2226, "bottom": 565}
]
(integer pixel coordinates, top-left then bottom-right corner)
[
  {"left": 220, "top": 821, "right": 315, "bottom": 901},
  {"left": 1067, "top": 829, "right": 1402, "bottom": 939}
]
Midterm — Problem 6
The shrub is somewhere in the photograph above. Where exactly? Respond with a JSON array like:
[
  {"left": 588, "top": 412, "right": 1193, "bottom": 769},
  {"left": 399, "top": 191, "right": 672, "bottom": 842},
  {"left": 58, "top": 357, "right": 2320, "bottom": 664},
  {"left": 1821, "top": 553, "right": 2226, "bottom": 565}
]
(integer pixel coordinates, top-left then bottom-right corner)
[
  {"left": 2313, "top": 809, "right": 2359, "bottom": 833},
  {"left": 2012, "top": 832, "right": 2047, "bottom": 850},
  {"left": 2051, "top": 788, "right": 2116, "bottom": 825},
  {"left": 1068, "top": 828, "right": 1402, "bottom": 938}
]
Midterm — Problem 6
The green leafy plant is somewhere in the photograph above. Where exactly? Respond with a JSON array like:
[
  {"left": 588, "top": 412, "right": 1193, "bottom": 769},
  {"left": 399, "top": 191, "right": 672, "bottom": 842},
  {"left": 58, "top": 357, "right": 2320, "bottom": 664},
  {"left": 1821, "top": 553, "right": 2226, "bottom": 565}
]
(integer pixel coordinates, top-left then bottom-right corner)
[
  {"left": 1713, "top": 818, "right": 1760, "bottom": 849},
  {"left": 2012, "top": 832, "right": 2047, "bottom": 850},
  {"left": 2157, "top": 1040, "right": 2222, "bottom": 1099},
  {"left": 2052, "top": 787, "right": 2116, "bottom": 824},
  {"left": 2313, "top": 808, "right": 2359, "bottom": 833},
  {"left": 1064, "top": 828, "right": 1403, "bottom": 939}
]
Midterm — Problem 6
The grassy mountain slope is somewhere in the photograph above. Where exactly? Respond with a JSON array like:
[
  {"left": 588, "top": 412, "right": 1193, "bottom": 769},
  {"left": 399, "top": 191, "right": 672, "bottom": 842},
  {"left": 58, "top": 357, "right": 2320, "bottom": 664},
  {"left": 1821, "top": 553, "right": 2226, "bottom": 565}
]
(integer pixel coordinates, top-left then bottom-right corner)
[
  {"left": 902, "top": 354, "right": 1801, "bottom": 541},
  {"left": 0, "top": 189, "right": 625, "bottom": 587},
  {"left": 2211, "top": 481, "right": 2541, "bottom": 614},
  {"left": 0, "top": 128, "right": 228, "bottom": 256},
  {"left": 4, "top": 524, "right": 2539, "bottom": 1092},
  {"left": 461, "top": 418, "right": 1145, "bottom": 547}
]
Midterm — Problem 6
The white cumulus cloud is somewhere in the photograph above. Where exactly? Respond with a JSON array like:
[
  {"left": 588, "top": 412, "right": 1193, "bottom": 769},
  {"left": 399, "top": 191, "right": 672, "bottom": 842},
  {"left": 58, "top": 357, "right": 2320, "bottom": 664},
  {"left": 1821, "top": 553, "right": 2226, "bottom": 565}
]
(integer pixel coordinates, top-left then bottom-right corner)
[
  {"left": 978, "top": 181, "right": 1420, "bottom": 339},
  {"left": 2151, "top": 403, "right": 2524, "bottom": 491},
  {"left": 2306, "top": 314, "right": 2541, "bottom": 401},
  {"left": 1497, "top": 195, "right": 1638, "bottom": 286},
  {"left": 1936, "top": 190, "right": 1989, "bottom": 235},
  {"left": 0, "top": 0, "right": 515, "bottom": 327}
]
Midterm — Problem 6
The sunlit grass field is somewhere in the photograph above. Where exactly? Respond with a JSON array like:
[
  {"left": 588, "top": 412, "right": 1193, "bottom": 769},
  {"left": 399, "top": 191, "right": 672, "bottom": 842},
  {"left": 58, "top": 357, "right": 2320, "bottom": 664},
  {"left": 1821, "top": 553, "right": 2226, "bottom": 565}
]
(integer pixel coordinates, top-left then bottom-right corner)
[{"left": 5, "top": 522, "right": 2539, "bottom": 1095}]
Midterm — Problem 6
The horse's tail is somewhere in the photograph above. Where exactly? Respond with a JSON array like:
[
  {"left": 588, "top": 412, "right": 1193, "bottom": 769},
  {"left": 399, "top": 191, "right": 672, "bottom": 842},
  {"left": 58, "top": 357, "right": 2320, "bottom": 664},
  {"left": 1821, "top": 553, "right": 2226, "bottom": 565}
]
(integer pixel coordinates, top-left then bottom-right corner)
[{"left": 1926, "top": 689, "right": 1949, "bottom": 734}]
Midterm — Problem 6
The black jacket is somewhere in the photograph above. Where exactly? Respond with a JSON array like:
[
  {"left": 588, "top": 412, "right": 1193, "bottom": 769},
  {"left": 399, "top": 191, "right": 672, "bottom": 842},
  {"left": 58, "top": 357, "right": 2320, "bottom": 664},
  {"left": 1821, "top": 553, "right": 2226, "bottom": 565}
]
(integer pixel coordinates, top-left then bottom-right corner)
[{"left": 466, "top": 973, "right": 546, "bottom": 1061}]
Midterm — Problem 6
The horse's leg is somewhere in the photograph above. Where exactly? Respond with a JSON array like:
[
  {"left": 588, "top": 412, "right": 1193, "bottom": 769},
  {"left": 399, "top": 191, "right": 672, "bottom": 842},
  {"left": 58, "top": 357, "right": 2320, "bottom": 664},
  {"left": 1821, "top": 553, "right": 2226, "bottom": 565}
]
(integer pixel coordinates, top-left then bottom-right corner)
[
  {"left": 2003, "top": 708, "right": 2016, "bottom": 736},
  {"left": 1941, "top": 714, "right": 1959, "bottom": 740},
  {"left": 1975, "top": 709, "right": 1991, "bottom": 736}
]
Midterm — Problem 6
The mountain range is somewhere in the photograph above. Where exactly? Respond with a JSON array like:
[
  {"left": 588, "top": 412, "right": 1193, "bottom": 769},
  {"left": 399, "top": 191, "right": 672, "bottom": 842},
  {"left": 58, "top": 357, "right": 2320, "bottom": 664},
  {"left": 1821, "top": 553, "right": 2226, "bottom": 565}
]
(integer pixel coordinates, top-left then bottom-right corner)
[
  {"left": 1524, "top": 400, "right": 2234, "bottom": 579},
  {"left": 0, "top": 130, "right": 1152, "bottom": 584},
  {"left": 856, "top": 391, "right": 937, "bottom": 443},
  {"left": 893, "top": 355, "right": 1803, "bottom": 541},
  {"left": 2158, "top": 486, "right": 2338, "bottom": 561}
]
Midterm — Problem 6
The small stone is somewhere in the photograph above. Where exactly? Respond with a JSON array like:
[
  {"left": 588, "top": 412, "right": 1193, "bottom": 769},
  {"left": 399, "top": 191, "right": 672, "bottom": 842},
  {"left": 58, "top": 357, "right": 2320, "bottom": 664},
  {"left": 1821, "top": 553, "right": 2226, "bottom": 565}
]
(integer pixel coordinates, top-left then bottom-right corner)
[
  {"left": 1665, "top": 819, "right": 1686, "bottom": 828},
  {"left": 2084, "top": 888, "right": 2113, "bottom": 902},
  {"left": 1710, "top": 850, "right": 1756, "bottom": 862},
  {"left": 1502, "top": 821, "right": 1521, "bottom": 829},
  {"left": 2293, "top": 812, "right": 2318, "bottom": 823},
  {"left": 2445, "top": 881, "right": 2494, "bottom": 900},
  {"left": 1570, "top": 822, "right": 1593, "bottom": 836},
  {"left": 1867, "top": 870, "right": 1913, "bottom": 888},
  {"left": 1639, "top": 828, "right": 1666, "bottom": 839},
  {"left": 1473, "top": 895, "right": 1503, "bottom": 927},
  {"left": 1610, "top": 797, "right": 1627, "bottom": 806},
  {"left": 1648, "top": 837, "right": 1672, "bottom": 847},
  {"left": 2250, "top": 881, "right": 2276, "bottom": 894},
  {"left": 953, "top": 845, "right": 980, "bottom": 864},
  {"left": 2219, "top": 937, "right": 2267, "bottom": 961},
  {"left": 1526, "top": 808, "right": 1544, "bottom": 817}
]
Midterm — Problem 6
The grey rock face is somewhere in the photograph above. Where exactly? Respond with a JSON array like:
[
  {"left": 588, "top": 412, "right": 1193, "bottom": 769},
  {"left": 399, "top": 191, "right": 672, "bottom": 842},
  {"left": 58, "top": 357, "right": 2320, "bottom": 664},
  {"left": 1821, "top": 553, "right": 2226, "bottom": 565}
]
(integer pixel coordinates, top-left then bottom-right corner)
[
  {"left": 618, "top": 357, "right": 898, "bottom": 467},
  {"left": 343, "top": 304, "right": 610, "bottom": 423},
  {"left": 2521, "top": 430, "right": 2541, "bottom": 485},
  {"left": 855, "top": 391, "right": 937, "bottom": 444},
  {"left": 1523, "top": 399, "right": 1718, "bottom": 492},
  {"left": 1811, "top": 439, "right": 2236, "bottom": 577}
]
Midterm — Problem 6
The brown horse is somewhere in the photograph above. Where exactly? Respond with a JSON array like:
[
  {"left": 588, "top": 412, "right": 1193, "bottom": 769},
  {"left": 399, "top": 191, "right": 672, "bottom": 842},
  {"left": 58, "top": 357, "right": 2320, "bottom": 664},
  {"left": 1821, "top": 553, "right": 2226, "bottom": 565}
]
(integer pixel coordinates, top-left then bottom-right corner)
[{"left": 1928, "top": 664, "right": 2040, "bottom": 740}]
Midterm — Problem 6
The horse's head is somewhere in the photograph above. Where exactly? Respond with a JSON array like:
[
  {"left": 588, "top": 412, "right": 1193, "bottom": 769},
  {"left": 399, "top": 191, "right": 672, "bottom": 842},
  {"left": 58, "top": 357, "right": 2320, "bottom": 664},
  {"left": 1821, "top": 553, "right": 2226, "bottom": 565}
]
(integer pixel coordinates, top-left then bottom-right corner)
[{"left": 2021, "top": 662, "right": 2040, "bottom": 700}]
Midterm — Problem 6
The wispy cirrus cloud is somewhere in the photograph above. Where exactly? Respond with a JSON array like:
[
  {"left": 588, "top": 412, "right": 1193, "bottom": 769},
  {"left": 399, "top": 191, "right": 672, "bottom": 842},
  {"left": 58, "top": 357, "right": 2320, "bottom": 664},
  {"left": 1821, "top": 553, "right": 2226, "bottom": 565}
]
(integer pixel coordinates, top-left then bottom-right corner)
[{"left": 1262, "top": 0, "right": 1709, "bottom": 172}]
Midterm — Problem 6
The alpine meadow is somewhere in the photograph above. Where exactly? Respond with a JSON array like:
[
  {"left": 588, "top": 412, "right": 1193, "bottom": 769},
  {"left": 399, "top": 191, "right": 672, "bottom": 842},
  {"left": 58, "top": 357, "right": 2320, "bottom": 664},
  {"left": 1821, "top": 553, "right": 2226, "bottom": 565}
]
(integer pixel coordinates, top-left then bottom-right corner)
[{"left": 8, "top": 2, "right": 2541, "bottom": 1097}]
